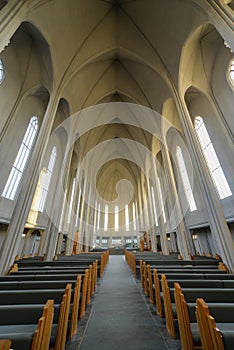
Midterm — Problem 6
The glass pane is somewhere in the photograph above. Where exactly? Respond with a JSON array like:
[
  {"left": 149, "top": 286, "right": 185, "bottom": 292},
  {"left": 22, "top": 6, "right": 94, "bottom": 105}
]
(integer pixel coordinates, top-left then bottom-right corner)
[
  {"left": 176, "top": 147, "right": 197, "bottom": 212},
  {"left": 2, "top": 116, "right": 38, "bottom": 200},
  {"left": 0, "top": 58, "right": 4, "bottom": 83},
  {"left": 195, "top": 116, "right": 232, "bottom": 199},
  {"left": 104, "top": 205, "right": 108, "bottom": 231}
]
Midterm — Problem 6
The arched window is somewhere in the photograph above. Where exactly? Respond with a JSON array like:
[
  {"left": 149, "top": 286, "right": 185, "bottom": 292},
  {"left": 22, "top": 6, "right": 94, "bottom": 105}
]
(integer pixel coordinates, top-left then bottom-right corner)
[
  {"left": 0, "top": 58, "right": 4, "bottom": 84},
  {"left": 132, "top": 202, "right": 137, "bottom": 230},
  {"left": 176, "top": 146, "right": 197, "bottom": 211},
  {"left": 195, "top": 116, "right": 232, "bottom": 199},
  {"left": 157, "top": 178, "right": 166, "bottom": 223},
  {"left": 75, "top": 189, "right": 82, "bottom": 227},
  {"left": 151, "top": 186, "right": 158, "bottom": 226},
  {"left": 67, "top": 177, "right": 76, "bottom": 224},
  {"left": 228, "top": 58, "right": 234, "bottom": 87},
  {"left": 97, "top": 203, "right": 100, "bottom": 231},
  {"left": 115, "top": 205, "right": 119, "bottom": 231},
  {"left": 125, "top": 204, "right": 129, "bottom": 231},
  {"left": 38, "top": 146, "right": 57, "bottom": 212},
  {"left": 104, "top": 204, "right": 108, "bottom": 231},
  {"left": 2, "top": 116, "right": 38, "bottom": 200}
]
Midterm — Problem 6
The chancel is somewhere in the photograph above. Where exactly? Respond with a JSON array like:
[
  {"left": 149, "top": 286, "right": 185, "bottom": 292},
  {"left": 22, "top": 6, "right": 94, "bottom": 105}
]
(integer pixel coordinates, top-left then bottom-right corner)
[{"left": 0, "top": 1, "right": 233, "bottom": 349}]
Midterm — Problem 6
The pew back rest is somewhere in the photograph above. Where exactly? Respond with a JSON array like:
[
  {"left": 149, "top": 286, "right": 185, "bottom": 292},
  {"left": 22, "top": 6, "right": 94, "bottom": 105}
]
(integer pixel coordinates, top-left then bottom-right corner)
[
  {"left": 0, "top": 289, "right": 68, "bottom": 304},
  {"left": 0, "top": 304, "right": 60, "bottom": 325}
]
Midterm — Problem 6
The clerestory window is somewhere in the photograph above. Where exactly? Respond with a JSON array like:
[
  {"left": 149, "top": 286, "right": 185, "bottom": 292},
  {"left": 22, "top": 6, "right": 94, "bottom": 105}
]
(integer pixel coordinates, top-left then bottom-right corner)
[
  {"left": 176, "top": 146, "right": 197, "bottom": 211},
  {"left": 2, "top": 116, "right": 38, "bottom": 200},
  {"left": 195, "top": 116, "right": 232, "bottom": 199}
]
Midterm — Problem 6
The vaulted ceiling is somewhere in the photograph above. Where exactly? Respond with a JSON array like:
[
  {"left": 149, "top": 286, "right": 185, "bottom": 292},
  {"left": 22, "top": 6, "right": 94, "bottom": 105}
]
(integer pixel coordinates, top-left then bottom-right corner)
[{"left": 23, "top": 0, "right": 224, "bottom": 222}]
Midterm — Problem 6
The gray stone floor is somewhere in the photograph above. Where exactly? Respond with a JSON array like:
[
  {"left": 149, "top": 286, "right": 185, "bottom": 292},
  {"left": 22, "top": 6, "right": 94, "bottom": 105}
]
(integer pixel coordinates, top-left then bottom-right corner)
[{"left": 66, "top": 256, "right": 182, "bottom": 350}]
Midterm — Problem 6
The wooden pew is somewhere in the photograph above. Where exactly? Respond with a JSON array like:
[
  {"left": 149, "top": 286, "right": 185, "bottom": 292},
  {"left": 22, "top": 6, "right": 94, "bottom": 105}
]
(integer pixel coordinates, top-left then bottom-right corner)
[
  {"left": 174, "top": 283, "right": 201, "bottom": 350},
  {"left": 0, "top": 299, "right": 54, "bottom": 350},
  {"left": 196, "top": 298, "right": 234, "bottom": 350},
  {"left": 0, "top": 340, "right": 11, "bottom": 350},
  {"left": 145, "top": 266, "right": 234, "bottom": 318},
  {"left": 0, "top": 285, "right": 71, "bottom": 350},
  {"left": 0, "top": 275, "right": 84, "bottom": 341},
  {"left": 161, "top": 274, "right": 234, "bottom": 338}
]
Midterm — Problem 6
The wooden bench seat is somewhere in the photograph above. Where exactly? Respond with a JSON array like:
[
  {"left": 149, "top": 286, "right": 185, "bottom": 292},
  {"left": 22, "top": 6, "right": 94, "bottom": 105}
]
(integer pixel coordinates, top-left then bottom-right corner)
[
  {"left": 1, "top": 273, "right": 82, "bottom": 281},
  {"left": 0, "top": 289, "right": 69, "bottom": 305},
  {"left": 1, "top": 284, "right": 72, "bottom": 350},
  {"left": 0, "top": 300, "right": 54, "bottom": 350},
  {"left": 161, "top": 274, "right": 234, "bottom": 338},
  {"left": 0, "top": 280, "right": 78, "bottom": 290},
  {"left": 166, "top": 279, "right": 234, "bottom": 289},
  {"left": 196, "top": 298, "right": 234, "bottom": 350},
  {"left": 136, "top": 258, "right": 219, "bottom": 266},
  {"left": 17, "top": 260, "right": 97, "bottom": 267},
  {"left": 159, "top": 272, "right": 234, "bottom": 280},
  {"left": 11, "top": 268, "right": 91, "bottom": 274},
  {"left": 0, "top": 274, "right": 86, "bottom": 339},
  {"left": 141, "top": 264, "right": 232, "bottom": 316},
  {"left": 172, "top": 284, "right": 234, "bottom": 350},
  {"left": 0, "top": 340, "right": 11, "bottom": 350}
]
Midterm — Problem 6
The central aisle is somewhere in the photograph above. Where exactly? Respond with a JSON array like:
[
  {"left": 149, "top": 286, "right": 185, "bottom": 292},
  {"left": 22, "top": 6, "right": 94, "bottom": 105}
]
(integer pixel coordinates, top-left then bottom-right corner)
[{"left": 79, "top": 255, "right": 169, "bottom": 350}]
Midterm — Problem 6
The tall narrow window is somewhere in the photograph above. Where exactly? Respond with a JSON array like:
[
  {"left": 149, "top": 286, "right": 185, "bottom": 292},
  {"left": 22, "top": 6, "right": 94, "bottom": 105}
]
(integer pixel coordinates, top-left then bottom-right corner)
[
  {"left": 38, "top": 147, "right": 57, "bottom": 212},
  {"left": 115, "top": 205, "right": 119, "bottom": 231},
  {"left": 93, "top": 200, "right": 97, "bottom": 232},
  {"left": 151, "top": 186, "right": 158, "bottom": 226},
  {"left": 59, "top": 188, "right": 67, "bottom": 231},
  {"left": 132, "top": 202, "right": 137, "bottom": 230},
  {"left": 125, "top": 204, "right": 129, "bottom": 231},
  {"left": 75, "top": 189, "right": 81, "bottom": 227},
  {"left": 0, "top": 58, "right": 4, "bottom": 84},
  {"left": 97, "top": 203, "right": 100, "bottom": 231},
  {"left": 176, "top": 146, "right": 197, "bottom": 211},
  {"left": 2, "top": 116, "right": 38, "bottom": 200},
  {"left": 195, "top": 116, "right": 232, "bottom": 199},
  {"left": 67, "top": 177, "right": 76, "bottom": 224},
  {"left": 157, "top": 178, "right": 166, "bottom": 223},
  {"left": 104, "top": 204, "right": 108, "bottom": 231},
  {"left": 228, "top": 59, "right": 234, "bottom": 87}
]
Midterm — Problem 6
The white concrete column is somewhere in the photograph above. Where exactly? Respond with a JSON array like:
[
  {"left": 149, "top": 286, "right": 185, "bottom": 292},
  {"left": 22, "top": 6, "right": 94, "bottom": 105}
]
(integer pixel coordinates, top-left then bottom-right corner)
[
  {"left": 146, "top": 177, "right": 157, "bottom": 252},
  {"left": 160, "top": 143, "right": 191, "bottom": 259},
  {"left": 139, "top": 178, "right": 146, "bottom": 231},
  {"left": 0, "top": 92, "right": 60, "bottom": 273},
  {"left": 152, "top": 162, "right": 170, "bottom": 255},
  {"left": 77, "top": 178, "right": 87, "bottom": 252},
  {"left": 42, "top": 143, "right": 75, "bottom": 260},
  {"left": 84, "top": 188, "right": 92, "bottom": 252},
  {"left": 63, "top": 165, "right": 82, "bottom": 256},
  {"left": 137, "top": 181, "right": 143, "bottom": 232},
  {"left": 174, "top": 94, "right": 234, "bottom": 271}
]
